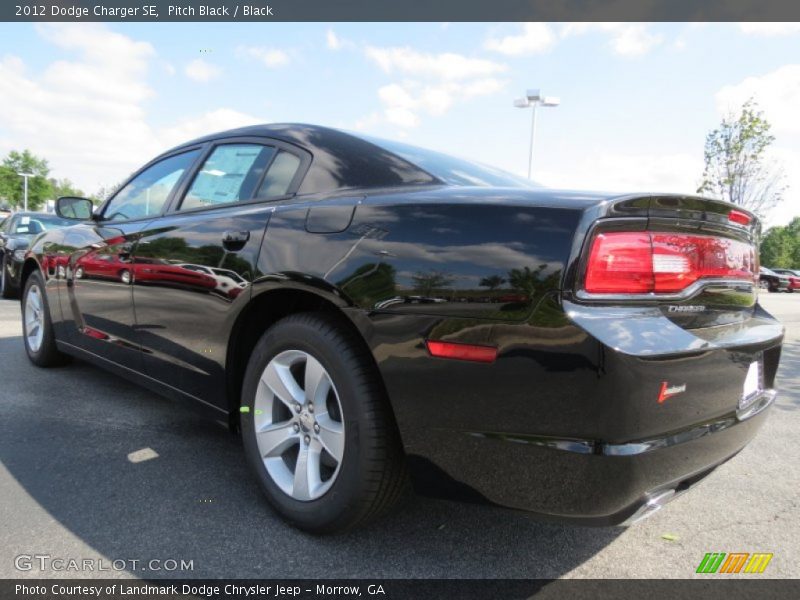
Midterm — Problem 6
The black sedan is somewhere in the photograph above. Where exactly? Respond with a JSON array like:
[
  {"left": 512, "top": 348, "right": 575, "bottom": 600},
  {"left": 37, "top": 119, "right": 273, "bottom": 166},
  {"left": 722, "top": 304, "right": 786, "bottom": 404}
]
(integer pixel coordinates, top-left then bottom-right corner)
[
  {"left": 0, "top": 211, "right": 74, "bottom": 298},
  {"left": 20, "top": 124, "right": 783, "bottom": 532},
  {"left": 759, "top": 267, "right": 790, "bottom": 293}
]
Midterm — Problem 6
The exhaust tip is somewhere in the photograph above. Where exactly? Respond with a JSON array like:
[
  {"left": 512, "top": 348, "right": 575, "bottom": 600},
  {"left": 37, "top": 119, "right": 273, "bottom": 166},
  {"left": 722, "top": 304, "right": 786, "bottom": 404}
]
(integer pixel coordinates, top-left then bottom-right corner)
[{"left": 621, "top": 489, "right": 677, "bottom": 526}]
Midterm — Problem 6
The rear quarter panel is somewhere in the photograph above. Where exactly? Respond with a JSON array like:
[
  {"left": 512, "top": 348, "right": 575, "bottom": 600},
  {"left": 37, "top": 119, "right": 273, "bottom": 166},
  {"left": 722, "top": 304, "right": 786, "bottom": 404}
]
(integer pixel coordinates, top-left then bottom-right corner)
[{"left": 256, "top": 188, "right": 587, "bottom": 322}]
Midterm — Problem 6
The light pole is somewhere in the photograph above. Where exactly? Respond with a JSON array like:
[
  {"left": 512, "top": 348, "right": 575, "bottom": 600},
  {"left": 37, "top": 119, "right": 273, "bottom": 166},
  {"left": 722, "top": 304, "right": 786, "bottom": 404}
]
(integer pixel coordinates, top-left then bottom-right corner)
[
  {"left": 17, "top": 172, "right": 34, "bottom": 211},
  {"left": 514, "top": 89, "right": 560, "bottom": 179}
]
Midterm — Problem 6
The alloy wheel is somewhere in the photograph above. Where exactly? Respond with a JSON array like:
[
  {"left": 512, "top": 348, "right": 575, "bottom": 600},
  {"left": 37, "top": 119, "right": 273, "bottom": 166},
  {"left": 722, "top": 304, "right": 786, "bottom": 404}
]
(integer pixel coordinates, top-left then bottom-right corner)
[{"left": 254, "top": 349, "right": 345, "bottom": 501}]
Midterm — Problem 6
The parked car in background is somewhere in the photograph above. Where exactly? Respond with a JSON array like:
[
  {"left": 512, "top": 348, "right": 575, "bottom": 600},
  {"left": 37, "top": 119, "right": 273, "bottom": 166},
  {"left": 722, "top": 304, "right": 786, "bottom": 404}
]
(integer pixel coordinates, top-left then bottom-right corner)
[
  {"left": 770, "top": 268, "right": 800, "bottom": 292},
  {"left": 759, "top": 267, "right": 790, "bottom": 293},
  {"left": 0, "top": 205, "right": 12, "bottom": 220},
  {"left": 0, "top": 212, "right": 74, "bottom": 298},
  {"left": 18, "top": 124, "right": 782, "bottom": 533}
]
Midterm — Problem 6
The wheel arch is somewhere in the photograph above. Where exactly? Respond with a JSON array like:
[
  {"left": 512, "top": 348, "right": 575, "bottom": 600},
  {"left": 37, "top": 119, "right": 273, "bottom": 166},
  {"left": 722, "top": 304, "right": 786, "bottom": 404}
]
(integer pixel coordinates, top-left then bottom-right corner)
[
  {"left": 224, "top": 284, "right": 390, "bottom": 432},
  {"left": 20, "top": 257, "right": 42, "bottom": 295}
]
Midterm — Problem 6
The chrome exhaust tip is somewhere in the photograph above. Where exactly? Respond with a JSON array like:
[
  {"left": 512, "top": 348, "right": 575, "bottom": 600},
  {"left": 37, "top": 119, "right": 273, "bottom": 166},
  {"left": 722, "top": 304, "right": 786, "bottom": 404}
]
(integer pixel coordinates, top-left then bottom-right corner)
[{"left": 621, "top": 489, "right": 678, "bottom": 526}]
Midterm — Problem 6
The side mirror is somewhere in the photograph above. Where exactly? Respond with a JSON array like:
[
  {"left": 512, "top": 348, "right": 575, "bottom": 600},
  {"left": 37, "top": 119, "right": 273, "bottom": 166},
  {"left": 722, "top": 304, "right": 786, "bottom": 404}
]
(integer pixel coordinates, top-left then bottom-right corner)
[{"left": 56, "top": 196, "right": 94, "bottom": 220}]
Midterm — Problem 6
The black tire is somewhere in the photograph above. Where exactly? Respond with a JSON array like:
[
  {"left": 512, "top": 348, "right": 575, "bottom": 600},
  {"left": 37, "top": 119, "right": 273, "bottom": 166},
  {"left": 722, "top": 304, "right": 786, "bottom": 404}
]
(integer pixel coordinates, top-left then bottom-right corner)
[
  {"left": 241, "top": 312, "right": 407, "bottom": 533},
  {"left": 22, "top": 270, "right": 70, "bottom": 367},
  {"left": 0, "top": 253, "right": 16, "bottom": 299}
]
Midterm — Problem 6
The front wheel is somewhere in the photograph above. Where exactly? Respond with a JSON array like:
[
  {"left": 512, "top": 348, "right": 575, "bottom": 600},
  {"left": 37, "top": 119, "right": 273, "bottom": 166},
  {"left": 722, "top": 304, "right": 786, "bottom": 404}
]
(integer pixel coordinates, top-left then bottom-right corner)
[
  {"left": 241, "top": 312, "right": 407, "bottom": 533},
  {"left": 22, "top": 271, "right": 70, "bottom": 367}
]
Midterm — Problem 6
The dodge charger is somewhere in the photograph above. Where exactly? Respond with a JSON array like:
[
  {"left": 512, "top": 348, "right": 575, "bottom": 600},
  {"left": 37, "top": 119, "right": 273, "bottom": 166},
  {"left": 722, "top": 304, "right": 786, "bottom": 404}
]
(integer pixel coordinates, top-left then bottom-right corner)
[{"left": 20, "top": 124, "right": 783, "bottom": 532}]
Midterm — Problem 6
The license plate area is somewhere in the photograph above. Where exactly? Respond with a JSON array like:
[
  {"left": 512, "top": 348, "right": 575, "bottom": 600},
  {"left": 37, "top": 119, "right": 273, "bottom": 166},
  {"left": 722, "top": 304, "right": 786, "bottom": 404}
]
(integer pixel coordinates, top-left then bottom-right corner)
[{"left": 740, "top": 356, "right": 764, "bottom": 411}]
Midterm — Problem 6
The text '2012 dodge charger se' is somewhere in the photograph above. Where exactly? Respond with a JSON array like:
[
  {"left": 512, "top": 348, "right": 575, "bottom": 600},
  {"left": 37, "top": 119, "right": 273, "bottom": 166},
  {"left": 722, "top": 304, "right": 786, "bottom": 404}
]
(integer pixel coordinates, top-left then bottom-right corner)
[{"left": 20, "top": 124, "right": 782, "bottom": 532}]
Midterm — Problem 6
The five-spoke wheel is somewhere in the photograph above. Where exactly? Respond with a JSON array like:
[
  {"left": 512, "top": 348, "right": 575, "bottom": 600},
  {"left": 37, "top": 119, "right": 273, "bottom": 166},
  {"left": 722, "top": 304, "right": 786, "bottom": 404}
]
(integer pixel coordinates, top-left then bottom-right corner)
[
  {"left": 255, "top": 349, "right": 345, "bottom": 501},
  {"left": 241, "top": 312, "right": 407, "bottom": 533}
]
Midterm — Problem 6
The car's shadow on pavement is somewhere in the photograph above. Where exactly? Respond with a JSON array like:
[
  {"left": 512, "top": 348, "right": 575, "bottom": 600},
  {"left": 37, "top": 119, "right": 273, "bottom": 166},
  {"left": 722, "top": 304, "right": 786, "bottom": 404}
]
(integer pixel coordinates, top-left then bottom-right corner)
[{"left": 0, "top": 333, "right": 621, "bottom": 579}]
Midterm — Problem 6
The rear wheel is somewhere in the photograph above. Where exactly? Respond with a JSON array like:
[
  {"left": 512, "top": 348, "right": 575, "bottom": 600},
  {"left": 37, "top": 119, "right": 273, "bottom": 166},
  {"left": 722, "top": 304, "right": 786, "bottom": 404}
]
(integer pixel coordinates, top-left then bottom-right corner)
[
  {"left": 241, "top": 312, "right": 407, "bottom": 533},
  {"left": 22, "top": 271, "right": 70, "bottom": 367},
  {"left": 1, "top": 254, "right": 16, "bottom": 299}
]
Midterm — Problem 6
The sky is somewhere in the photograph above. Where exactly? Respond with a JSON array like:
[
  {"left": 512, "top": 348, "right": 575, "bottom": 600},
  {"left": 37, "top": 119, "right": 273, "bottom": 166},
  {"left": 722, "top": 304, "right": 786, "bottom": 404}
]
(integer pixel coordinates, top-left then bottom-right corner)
[{"left": 0, "top": 21, "right": 798, "bottom": 226}]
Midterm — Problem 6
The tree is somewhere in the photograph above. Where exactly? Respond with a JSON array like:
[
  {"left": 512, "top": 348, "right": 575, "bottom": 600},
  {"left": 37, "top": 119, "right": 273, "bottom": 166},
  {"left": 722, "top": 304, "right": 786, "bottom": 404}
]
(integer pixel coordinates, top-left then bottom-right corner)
[
  {"left": 49, "top": 178, "right": 85, "bottom": 199},
  {"left": 479, "top": 274, "right": 505, "bottom": 290},
  {"left": 507, "top": 264, "right": 547, "bottom": 297},
  {"left": 92, "top": 182, "right": 123, "bottom": 204},
  {"left": 411, "top": 270, "right": 453, "bottom": 296},
  {"left": 0, "top": 150, "right": 53, "bottom": 211},
  {"left": 697, "top": 99, "right": 786, "bottom": 219},
  {"left": 760, "top": 217, "right": 800, "bottom": 268}
]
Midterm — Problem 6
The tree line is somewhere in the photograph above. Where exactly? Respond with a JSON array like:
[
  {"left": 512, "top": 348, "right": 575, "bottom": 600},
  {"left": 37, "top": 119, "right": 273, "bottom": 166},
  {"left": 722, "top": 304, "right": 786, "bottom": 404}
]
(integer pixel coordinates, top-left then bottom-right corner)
[{"left": 0, "top": 149, "right": 111, "bottom": 211}]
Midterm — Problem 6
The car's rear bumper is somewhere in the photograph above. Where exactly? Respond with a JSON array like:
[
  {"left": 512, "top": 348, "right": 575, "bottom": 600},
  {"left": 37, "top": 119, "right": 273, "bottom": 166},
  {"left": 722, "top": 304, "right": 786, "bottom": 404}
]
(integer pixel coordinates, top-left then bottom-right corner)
[
  {"left": 359, "top": 293, "right": 783, "bottom": 524},
  {"left": 404, "top": 388, "right": 774, "bottom": 524}
]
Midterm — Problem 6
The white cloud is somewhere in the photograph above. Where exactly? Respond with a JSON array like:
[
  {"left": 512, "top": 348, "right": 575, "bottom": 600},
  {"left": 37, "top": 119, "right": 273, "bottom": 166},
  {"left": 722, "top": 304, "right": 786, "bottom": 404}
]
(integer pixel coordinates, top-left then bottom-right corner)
[
  {"left": 738, "top": 23, "right": 800, "bottom": 36},
  {"left": 237, "top": 45, "right": 290, "bottom": 68},
  {"left": 561, "top": 23, "right": 663, "bottom": 57},
  {"left": 484, "top": 23, "right": 556, "bottom": 56},
  {"left": 361, "top": 45, "right": 508, "bottom": 129},
  {"left": 158, "top": 109, "right": 264, "bottom": 148},
  {"left": 364, "top": 46, "right": 507, "bottom": 81},
  {"left": 185, "top": 58, "right": 220, "bottom": 82},
  {"left": 326, "top": 29, "right": 342, "bottom": 50},
  {"left": 0, "top": 24, "right": 263, "bottom": 196},
  {"left": 326, "top": 28, "right": 356, "bottom": 51},
  {"left": 715, "top": 65, "right": 800, "bottom": 136},
  {"left": 373, "top": 78, "right": 506, "bottom": 128},
  {"left": 537, "top": 151, "right": 700, "bottom": 195}
]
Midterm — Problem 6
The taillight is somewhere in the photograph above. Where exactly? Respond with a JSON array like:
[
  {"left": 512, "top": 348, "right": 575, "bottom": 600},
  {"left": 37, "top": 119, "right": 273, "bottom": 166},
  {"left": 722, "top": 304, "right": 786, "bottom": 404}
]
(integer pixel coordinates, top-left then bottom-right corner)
[{"left": 585, "top": 232, "right": 756, "bottom": 295}]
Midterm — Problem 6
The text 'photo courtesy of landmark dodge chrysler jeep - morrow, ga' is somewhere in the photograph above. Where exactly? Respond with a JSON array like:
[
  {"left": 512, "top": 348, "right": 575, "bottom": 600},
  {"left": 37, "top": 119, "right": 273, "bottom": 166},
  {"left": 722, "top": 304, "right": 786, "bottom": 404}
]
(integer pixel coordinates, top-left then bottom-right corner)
[{"left": 20, "top": 124, "right": 782, "bottom": 533}]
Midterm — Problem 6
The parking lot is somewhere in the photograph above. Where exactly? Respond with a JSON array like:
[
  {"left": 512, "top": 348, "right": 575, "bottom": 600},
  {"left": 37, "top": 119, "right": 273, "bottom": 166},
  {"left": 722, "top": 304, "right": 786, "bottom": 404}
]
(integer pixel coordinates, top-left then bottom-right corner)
[{"left": 0, "top": 293, "right": 798, "bottom": 580}]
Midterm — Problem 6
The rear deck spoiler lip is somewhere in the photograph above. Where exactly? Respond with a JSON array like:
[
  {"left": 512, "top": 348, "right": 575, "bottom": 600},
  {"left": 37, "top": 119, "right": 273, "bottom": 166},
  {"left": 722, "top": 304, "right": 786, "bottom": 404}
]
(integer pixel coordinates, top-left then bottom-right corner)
[{"left": 604, "top": 193, "right": 760, "bottom": 236}]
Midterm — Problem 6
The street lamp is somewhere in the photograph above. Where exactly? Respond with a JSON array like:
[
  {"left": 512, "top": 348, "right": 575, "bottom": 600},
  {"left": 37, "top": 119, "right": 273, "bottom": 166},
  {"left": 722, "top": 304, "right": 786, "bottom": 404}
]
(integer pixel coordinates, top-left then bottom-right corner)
[
  {"left": 17, "top": 172, "right": 34, "bottom": 211},
  {"left": 514, "top": 89, "right": 560, "bottom": 179}
]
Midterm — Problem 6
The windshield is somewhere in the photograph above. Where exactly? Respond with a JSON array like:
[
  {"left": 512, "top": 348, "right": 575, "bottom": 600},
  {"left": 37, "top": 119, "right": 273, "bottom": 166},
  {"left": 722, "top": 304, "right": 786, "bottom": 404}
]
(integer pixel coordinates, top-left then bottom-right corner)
[{"left": 360, "top": 135, "right": 540, "bottom": 189}]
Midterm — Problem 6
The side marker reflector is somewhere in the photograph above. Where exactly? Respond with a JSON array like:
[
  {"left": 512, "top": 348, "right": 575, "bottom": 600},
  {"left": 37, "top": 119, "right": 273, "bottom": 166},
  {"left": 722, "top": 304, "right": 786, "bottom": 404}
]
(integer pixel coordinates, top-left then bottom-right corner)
[{"left": 425, "top": 340, "right": 498, "bottom": 363}]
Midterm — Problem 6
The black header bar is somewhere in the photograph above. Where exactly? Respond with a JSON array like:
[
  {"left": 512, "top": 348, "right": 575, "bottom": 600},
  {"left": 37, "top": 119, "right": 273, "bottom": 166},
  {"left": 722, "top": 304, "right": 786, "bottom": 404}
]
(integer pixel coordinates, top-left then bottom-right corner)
[{"left": 3, "top": 0, "right": 800, "bottom": 22}]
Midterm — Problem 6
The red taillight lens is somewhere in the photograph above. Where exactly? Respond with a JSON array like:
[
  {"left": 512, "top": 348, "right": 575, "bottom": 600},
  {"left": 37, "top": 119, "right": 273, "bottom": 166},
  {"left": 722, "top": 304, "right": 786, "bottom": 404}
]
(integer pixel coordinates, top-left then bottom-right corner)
[
  {"left": 728, "top": 209, "right": 752, "bottom": 226},
  {"left": 585, "top": 232, "right": 756, "bottom": 295},
  {"left": 585, "top": 232, "right": 654, "bottom": 293},
  {"left": 425, "top": 340, "right": 498, "bottom": 363}
]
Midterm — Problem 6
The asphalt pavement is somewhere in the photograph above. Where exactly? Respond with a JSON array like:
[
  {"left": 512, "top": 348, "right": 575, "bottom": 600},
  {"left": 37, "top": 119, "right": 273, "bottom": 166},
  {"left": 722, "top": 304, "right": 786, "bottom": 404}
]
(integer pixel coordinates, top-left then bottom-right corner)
[{"left": 0, "top": 293, "right": 798, "bottom": 579}]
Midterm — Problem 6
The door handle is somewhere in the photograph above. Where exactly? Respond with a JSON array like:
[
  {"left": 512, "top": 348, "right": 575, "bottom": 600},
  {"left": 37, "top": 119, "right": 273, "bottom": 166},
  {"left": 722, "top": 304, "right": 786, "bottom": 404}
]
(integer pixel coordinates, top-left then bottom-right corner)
[{"left": 222, "top": 230, "right": 250, "bottom": 250}]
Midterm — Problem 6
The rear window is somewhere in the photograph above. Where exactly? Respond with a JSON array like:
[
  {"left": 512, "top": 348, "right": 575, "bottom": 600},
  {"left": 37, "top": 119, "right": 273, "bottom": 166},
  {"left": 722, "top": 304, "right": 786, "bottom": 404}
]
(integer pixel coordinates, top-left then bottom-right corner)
[{"left": 360, "top": 136, "right": 539, "bottom": 189}]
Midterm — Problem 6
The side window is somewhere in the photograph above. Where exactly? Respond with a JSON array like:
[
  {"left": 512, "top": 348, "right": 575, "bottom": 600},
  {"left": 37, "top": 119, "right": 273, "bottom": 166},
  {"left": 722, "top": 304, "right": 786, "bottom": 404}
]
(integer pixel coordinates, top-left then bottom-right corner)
[
  {"left": 256, "top": 151, "right": 301, "bottom": 199},
  {"left": 181, "top": 144, "right": 276, "bottom": 211},
  {"left": 104, "top": 150, "right": 199, "bottom": 222}
]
